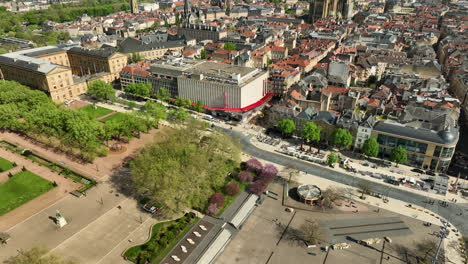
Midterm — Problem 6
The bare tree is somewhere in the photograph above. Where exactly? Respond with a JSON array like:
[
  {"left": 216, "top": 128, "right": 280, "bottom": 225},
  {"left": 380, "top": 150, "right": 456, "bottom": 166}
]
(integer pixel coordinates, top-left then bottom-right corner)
[
  {"left": 301, "top": 219, "right": 323, "bottom": 245},
  {"left": 357, "top": 181, "right": 372, "bottom": 198},
  {"left": 320, "top": 187, "right": 346, "bottom": 209}
]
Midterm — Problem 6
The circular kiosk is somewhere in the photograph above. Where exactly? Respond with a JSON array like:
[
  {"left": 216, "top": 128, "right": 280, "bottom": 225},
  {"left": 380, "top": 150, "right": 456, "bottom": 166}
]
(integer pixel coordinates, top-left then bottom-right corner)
[{"left": 297, "top": 184, "right": 321, "bottom": 205}]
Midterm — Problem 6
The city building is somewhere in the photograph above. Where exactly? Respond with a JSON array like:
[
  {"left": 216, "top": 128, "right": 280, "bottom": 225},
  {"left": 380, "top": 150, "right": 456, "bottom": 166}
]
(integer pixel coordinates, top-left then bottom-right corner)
[
  {"left": 121, "top": 58, "right": 271, "bottom": 119},
  {"left": 0, "top": 45, "right": 127, "bottom": 103},
  {"left": 372, "top": 118, "right": 459, "bottom": 172},
  {"left": 67, "top": 47, "right": 128, "bottom": 81},
  {"left": 177, "top": 24, "right": 228, "bottom": 42},
  {"left": 130, "top": 0, "right": 138, "bottom": 14},
  {"left": 309, "top": 0, "right": 353, "bottom": 22}
]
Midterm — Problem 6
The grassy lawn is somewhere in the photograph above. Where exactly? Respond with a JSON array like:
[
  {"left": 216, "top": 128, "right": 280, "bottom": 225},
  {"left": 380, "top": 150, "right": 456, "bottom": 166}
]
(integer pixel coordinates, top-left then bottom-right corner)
[
  {"left": 0, "top": 157, "right": 15, "bottom": 172},
  {"left": 79, "top": 105, "right": 113, "bottom": 119},
  {"left": 0, "top": 170, "right": 54, "bottom": 216},
  {"left": 124, "top": 213, "right": 199, "bottom": 263},
  {"left": 101, "top": 112, "right": 125, "bottom": 123}
]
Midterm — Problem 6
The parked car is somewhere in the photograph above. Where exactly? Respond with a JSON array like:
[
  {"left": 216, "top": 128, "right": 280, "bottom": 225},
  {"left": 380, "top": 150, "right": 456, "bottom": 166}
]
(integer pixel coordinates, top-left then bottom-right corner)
[
  {"left": 142, "top": 203, "right": 160, "bottom": 214},
  {"left": 412, "top": 168, "right": 425, "bottom": 174},
  {"left": 382, "top": 161, "right": 392, "bottom": 167},
  {"left": 426, "top": 171, "right": 436, "bottom": 176}
]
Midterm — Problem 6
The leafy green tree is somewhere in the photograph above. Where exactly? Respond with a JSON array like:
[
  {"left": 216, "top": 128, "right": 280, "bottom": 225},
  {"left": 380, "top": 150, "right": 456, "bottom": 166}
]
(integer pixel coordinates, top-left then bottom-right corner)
[
  {"left": 142, "top": 101, "right": 167, "bottom": 122},
  {"left": 124, "top": 83, "right": 152, "bottom": 97},
  {"left": 200, "top": 49, "right": 207, "bottom": 59},
  {"left": 390, "top": 145, "right": 407, "bottom": 166},
  {"left": 327, "top": 152, "right": 338, "bottom": 166},
  {"left": 362, "top": 138, "right": 379, "bottom": 158},
  {"left": 4, "top": 247, "right": 78, "bottom": 264},
  {"left": 87, "top": 80, "right": 115, "bottom": 101},
  {"left": 193, "top": 100, "right": 204, "bottom": 113},
  {"left": 277, "top": 119, "right": 295, "bottom": 137},
  {"left": 156, "top": 87, "right": 171, "bottom": 102},
  {"left": 130, "top": 123, "right": 241, "bottom": 216},
  {"left": 170, "top": 108, "right": 189, "bottom": 121},
  {"left": 302, "top": 122, "right": 321, "bottom": 150},
  {"left": 222, "top": 42, "right": 236, "bottom": 50},
  {"left": 330, "top": 128, "right": 353, "bottom": 149}
]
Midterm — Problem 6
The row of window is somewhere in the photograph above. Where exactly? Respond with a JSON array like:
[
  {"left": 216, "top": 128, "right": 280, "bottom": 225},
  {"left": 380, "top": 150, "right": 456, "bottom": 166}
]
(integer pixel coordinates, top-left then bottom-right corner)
[{"left": 377, "top": 134, "right": 428, "bottom": 154}]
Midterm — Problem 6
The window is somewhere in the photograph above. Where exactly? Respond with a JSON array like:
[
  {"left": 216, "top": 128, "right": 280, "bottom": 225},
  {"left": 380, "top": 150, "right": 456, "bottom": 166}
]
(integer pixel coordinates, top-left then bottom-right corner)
[
  {"left": 433, "top": 146, "right": 442, "bottom": 157},
  {"left": 440, "top": 147, "right": 454, "bottom": 158}
]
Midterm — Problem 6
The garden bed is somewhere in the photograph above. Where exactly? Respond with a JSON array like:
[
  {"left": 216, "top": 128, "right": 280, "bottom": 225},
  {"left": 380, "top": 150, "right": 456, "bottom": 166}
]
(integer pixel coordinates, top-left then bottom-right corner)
[
  {"left": 0, "top": 170, "right": 55, "bottom": 216},
  {"left": 123, "top": 213, "right": 199, "bottom": 264},
  {"left": 0, "top": 157, "right": 15, "bottom": 172},
  {"left": 0, "top": 141, "right": 96, "bottom": 193}
]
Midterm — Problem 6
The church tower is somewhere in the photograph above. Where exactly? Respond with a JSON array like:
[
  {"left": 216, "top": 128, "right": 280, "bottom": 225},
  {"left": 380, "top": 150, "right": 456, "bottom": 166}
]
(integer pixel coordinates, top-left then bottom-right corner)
[{"left": 130, "top": 0, "right": 138, "bottom": 14}]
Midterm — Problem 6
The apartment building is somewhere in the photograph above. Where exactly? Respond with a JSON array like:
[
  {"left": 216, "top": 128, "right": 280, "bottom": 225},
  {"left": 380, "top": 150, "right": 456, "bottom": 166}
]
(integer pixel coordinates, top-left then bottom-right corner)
[{"left": 177, "top": 24, "right": 227, "bottom": 42}]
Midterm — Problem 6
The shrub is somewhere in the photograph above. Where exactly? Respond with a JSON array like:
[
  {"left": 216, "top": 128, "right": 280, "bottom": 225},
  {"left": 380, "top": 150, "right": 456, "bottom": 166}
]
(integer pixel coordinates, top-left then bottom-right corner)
[
  {"left": 7, "top": 172, "right": 13, "bottom": 178},
  {"left": 165, "top": 231, "right": 175, "bottom": 240},
  {"left": 209, "top": 192, "right": 225, "bottom": 208},
  {"left": 22, "top": 166, "right": 26, "bottom": 171},
  {"left": 187, "top": 212, "right": 196, "bottom": 218},
  {"left": 52, "top": 181, "right": 58, "bottom": 187},
  {"left": 238, "top": 170, "right": 253, "bottom": 182},
  {"left": 206, "top": 203, "right": 218, "bottom": 215},
  {"left": 159, "top": 237, "right": 168, "bottom": 246},
  {"left": 225, "top": 182, "right": 240, "bottom": 196},
  {"left": 259, "top": 164, "right": 278, "bottom": 183},
  {"left": 248, "top": 180, "right": 266, "bottom": 195},
  {"left": 12, "top": 162, "right": 17, "bottom": 167},
  {"left": 245, "top": 158, "right": 263, "bottom": 174}
]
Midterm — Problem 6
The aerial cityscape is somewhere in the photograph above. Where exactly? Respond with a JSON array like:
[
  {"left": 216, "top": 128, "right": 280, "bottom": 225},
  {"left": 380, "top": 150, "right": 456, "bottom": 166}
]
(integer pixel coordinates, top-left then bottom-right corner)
[{"left": 0, "top": 0, "right": 466, "bottom": 263}]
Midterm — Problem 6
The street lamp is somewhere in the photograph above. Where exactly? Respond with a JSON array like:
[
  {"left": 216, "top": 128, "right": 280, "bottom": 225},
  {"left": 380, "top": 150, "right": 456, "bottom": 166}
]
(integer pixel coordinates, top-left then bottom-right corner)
[{"left": 432, "top": 221, "right": 449, "bottom": 264}]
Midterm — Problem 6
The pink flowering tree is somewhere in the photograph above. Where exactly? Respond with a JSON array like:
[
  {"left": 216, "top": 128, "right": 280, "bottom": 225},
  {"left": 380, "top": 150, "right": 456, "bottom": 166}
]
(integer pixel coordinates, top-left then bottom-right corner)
[
  {"left": 209, "top": 192, "right": 225, "bottom": 208},
  {"left": 245, "top": 158, "right": 263, "bottom": 174},
  {"left": 238, "top": 171, "right": 254, "bottom": 182},
  {"left": 206, "top": 203, "right": 218, "bottom": 215},
  {"left": 259, "top": 164, "right": 278, "bottom": 183},
  {"left": 248, "top": 180, "right": 266, "bottom": 195}
]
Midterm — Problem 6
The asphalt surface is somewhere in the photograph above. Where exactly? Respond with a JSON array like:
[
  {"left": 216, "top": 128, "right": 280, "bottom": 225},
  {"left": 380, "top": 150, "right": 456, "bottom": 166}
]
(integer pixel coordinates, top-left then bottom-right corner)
[{"left": 224, "top": 128, "right": 468, "bottom": 237}]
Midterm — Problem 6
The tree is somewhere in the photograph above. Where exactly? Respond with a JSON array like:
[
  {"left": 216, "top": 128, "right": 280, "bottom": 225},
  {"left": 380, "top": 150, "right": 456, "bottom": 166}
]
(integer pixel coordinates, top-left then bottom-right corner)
[
  {"left": 4, "top": 247, "right": 78, "bottom": 264},
  {"left": 193, "top": 100, "right": 204, "bottom": 113},
  {"left": 300, "top": 219, "right": 323, "bottom": 245},
  {"left": 248, "top": 180, "right": 266, "bottom": 195},
  {"left": 245, "top": 158, "right": 263, "bottom": 174},
  {"left": 277, "top": 119, "right": 295, "bottom": 138},
  {"left": 130, "top": 123, "right": 240, "bottom": 216},
  {"left": 225, "top": 183, "right": 239, "bottom": 196},
  {"left": 357, "top": 181, "right": 372, "bottom": 198},
  {"left": 156, "top": 87, "right": 171, "bottom": 102},
  {"left": 259, "top": 164, "right": 278, "bottom": 183},
  {"left": 320, "top": 187, "right": 345, "bottom": 209},
  {"left": 124, "top": 83, "right": 152, "bottom": 98},
  {"left": 238, "top": 171, "right": 253, "bottom": 182},
  {"left": 362, "top": 138, "right": 379, "bottom": 158},
  {"left": 206, "top": 203, "right": 218, "bottom": 215},
  {"left": 209, "top": 192, "right": 225, "bottom": 208},
  {"left": 87, "top": 80, "right": 115, "bottom": 101},
  {"left": 200, "top": 49, "right": 207, "bottom": 59},
  {"left": 302, "top": 122, "right": 321, "bottom": 150},
  {"left": 142, "top": 101, "right": 167, "bottom": 123},
  {"left": 169, "top": 108, "right": 189, "bottom": 121},
  {"left": 390, "top": 146, "right": 407, "bottom": 166},
  {"left": 128, "top": 52, "right": 142, "bottom": 63},
  {"left": 327, "top": 152, "right": 338, "bottom": 166},
  {"left": 330, "top": 128, "right": 353, "bottom": 149},
  {"left": 222, "top": 42, "right": 236, "bottom": 50}
]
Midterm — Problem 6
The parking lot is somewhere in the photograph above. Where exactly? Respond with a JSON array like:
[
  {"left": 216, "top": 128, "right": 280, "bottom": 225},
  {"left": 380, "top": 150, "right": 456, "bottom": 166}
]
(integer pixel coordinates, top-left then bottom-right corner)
[{"left": 217, "top": 182, "right": 441, "bottom": 264}]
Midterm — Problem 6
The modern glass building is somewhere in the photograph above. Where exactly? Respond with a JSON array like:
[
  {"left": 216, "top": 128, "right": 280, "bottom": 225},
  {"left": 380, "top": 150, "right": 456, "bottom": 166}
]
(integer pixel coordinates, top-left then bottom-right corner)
[{"left": 372, "top": 120, "right": 459, "bottom": 172}]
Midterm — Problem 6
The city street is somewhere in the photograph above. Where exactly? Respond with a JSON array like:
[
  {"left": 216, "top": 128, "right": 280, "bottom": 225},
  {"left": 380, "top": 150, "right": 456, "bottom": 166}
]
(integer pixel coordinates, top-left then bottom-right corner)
[{"left": 224, "top": 128, "right": 468, "bottom": 236}]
